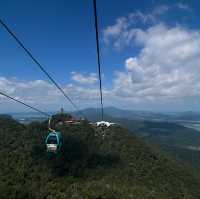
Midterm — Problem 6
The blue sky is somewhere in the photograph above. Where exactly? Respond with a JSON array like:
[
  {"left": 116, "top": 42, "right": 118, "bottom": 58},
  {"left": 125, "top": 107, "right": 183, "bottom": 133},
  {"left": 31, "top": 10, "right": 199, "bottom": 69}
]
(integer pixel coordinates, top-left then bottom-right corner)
[{"left": 1, "top": 0, "right": 200, "bottom": 112}]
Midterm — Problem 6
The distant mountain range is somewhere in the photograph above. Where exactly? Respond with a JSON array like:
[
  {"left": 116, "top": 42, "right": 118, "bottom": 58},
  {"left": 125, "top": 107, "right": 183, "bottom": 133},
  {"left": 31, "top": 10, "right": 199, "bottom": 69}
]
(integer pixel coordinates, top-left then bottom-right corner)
[
  {"left": 5, "top": 106, "right": 200, "bottom": 122},
  {"left": 73, "top": 107, "right": 200, "bottom": 122}
]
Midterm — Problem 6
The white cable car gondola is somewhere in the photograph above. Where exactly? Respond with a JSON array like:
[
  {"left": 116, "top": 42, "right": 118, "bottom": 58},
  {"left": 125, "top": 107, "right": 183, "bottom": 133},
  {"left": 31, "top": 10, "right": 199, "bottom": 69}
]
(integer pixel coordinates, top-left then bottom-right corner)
[{"left": 96, "top": 121, "right": 116, "bottom": 128}]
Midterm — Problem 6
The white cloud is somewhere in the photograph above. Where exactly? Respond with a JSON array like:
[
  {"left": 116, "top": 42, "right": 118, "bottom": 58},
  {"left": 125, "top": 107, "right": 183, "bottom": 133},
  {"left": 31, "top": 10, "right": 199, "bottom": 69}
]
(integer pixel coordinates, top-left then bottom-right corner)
[
  {"left": 128, "top": 11, "right": 156, "bottom": 24},
  {"left": 102, "top": 13, "right": 153, "bottom": 49},
  {"left": 102, "top": 4, "right": 191, "bottom": 49},
  {"left": 100, "top": 2, "right": 199, "bottom": 109},
  {"left": 176, "top": 3, "right": 190, "bottom": 11},
  {"left": 112, "top": 24, "right": 200, "bottom": 104},
  {"left": 129, "top": 5, "right": 170, "bottom": 23},
  {"left": 152, "top": 5, "right": 169, "bottom": 15},
  {"left": 2, "top": 23, "right": 200, "bottom": 111},
  {"left": 0, "top": 75, "right": 126, "bottom": 112},
  {"left": 0, "top": 77, "right": 102, "bottom": 112},
  {"left": 0, "top": 77, "right": 60, "bottom": 105},
  {"left": 71, "top": 72, "right": 98, "bottom": 84},
  {"left": 102, "top": 17, "right": 129, "bottom": 48}
]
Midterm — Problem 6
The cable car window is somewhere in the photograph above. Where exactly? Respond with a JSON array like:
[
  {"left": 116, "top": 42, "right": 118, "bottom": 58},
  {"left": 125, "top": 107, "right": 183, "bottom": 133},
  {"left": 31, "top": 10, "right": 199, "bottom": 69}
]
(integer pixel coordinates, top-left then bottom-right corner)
[{"left": 47, "top": 136, "right": 58, "bottom": 144}]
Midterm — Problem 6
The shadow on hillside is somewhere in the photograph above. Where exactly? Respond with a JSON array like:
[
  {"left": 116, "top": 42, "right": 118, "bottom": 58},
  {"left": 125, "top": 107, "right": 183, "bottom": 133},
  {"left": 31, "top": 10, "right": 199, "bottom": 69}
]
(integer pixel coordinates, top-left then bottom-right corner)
[{"left": 32, "top": 133, "right": 120, "bottom": 177}]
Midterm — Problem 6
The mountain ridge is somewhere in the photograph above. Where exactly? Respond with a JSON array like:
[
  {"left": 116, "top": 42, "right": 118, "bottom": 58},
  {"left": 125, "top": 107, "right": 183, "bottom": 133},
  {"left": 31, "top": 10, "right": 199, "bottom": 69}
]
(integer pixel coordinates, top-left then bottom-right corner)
[{"left": 0, "top": 115, "right": 200, "bottom": 198}]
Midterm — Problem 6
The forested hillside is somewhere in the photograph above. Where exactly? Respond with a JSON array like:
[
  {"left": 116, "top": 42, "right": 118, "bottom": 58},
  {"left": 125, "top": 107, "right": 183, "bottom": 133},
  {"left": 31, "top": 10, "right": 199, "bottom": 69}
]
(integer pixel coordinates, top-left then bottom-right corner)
[
  {"left": 79, "top": 109, "right": 200, "bottom": 168},
  {"left": 0, "top": 115, "right": 200, "bottom": 199},
  {"left": 109, "top": 117, "right": 200, "bottom": 168}
]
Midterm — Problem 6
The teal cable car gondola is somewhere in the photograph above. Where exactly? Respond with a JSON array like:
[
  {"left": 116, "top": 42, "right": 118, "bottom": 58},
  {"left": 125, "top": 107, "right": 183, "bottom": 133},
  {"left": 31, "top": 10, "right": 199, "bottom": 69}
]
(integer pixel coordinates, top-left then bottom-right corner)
[
  {"left": 45, "top": 131, "right": 62, "bottom": 153},
  {"left": 45, "top": 117, "right": 63, "bottom": 153}
]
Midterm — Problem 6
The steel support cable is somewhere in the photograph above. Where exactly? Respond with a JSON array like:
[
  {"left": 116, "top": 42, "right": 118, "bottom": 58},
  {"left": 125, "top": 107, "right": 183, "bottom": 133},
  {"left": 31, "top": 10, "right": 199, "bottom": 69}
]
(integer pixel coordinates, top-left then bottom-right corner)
[
  {"left": 0, "top": 18, "right": 84, "bottom": 117},
  {"left": 92, "top": 0, "right": 104, "bottom": 121},
  {"left": 0, "top": 91, "right": 50, "bottom": 117}
]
